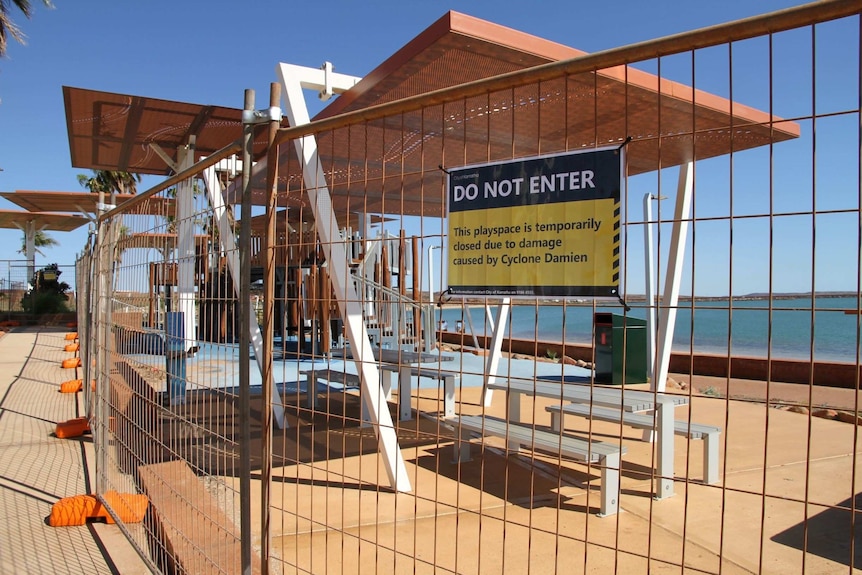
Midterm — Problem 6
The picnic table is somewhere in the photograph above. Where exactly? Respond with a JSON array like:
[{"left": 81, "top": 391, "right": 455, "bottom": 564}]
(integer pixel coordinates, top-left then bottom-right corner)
[
  {"left": 318, "top": 347, "right": 456, "bottom": 421},
  {"left": 486, "top": 378, "right": 689, "bottom": 499}
]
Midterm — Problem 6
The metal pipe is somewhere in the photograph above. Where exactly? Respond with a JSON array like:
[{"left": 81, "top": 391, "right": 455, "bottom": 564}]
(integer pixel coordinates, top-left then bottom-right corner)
[
  {"left": 239, "top": 88, "right": 254, "bottom": 575},
  {"left": 95, "top": 213, "right": 111, "bottom": 495},
  {"left": 260, "top": 81, "right": 281, "bottom": 575},
  {"left": 643, "top": 193, "right": 666, "bottom": 380},
  {"left": 427, "top": 243, "right": 440, "bottom": 304}
]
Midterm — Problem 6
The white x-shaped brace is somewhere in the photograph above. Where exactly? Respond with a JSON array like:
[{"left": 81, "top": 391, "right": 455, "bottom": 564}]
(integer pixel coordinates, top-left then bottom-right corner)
[
  {"left": 275, "top": 62, "right": 412, "bottom": 493},
  {"left": 200, "top": 63, "right": 410, "bottom": 492}
]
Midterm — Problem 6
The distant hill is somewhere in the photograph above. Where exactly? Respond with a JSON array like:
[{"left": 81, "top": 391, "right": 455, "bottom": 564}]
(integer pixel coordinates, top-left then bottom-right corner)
[
  {"left": 601, "top": 292, "right": 858, "bottom": 303},
  {"left": 738, "top": 291, "right": 858, "bottom": 300}
]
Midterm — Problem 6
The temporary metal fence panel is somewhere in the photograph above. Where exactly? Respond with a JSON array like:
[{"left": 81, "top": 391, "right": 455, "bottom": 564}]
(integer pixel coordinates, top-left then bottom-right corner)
[
  {"left": 80, "top": 3, "right": 862, "bottom": 574},
  {"left": 0, "top": 260, "right": 30, "bottom": 314},
  {"left": 0, "top": 260, "right": 76, "bottom": 314}
]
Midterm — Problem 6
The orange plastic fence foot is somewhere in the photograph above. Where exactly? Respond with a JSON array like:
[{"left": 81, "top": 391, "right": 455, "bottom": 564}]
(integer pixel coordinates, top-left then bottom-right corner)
[
  {"left": 49, "top": 494, "right": 97, "bottom": 526},
  {"left": 59, "top": 379, "right": 83, "bottom": 393},
  {"left": 61, "top": 357, "right": 82, "bottom": 369},
  {"left": 49, "top": 491, "right": 148, "bottom": 527},
  {"left": 55, "top": 417, "right": 90, "bottom": 439},
  {"left": 64, "top": 332, "right": 78, "bottom": 341},
  {"left": 100, "top": 491, "right": 148, "bottom": 523},
  {"left": 64, "top": 342, "right": 80, "bottom": 353}
]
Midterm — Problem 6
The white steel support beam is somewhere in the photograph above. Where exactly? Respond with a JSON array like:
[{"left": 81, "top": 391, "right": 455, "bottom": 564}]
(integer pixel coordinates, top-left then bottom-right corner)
[
  {"left": 148, "top": 142, "right": 179, "bottom": 173},
  {"left": 176, "top": 138, "right": 198, "bottom": 354},
  {"left": 15, "top": 220, "right": 38, "bottom": 281},
  {"left": 643, "top": 193, "right": 662, "bottom": 380},
  {"left": 643, "top": 162, "right": 694, "bottom": 490},
  {"left": 480, "top": 299, "right": 511, "bottom": 407},
  {"left": 280, "top": 62, "right": 359, "bottom": 101},
  {"left": 278, "top": 62, "right": 411, "bottom": 493},
  {"left": 201, "top": 166, "right": 286, "bottom": 430},
  {"left": 653, "top": 162, "right": 693, "bottom": 394}
]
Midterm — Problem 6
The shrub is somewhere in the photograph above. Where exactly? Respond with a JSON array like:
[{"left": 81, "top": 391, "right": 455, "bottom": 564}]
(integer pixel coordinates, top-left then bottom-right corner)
[{"left": 21, "top": 264, "right": 71, "bottom": 314}]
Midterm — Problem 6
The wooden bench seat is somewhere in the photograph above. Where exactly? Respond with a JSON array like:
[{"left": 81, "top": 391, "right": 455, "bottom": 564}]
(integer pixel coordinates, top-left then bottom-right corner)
[
  {"left": 450, "top": 415, "right": 626, "bottom": 516},
  {"left": 300, "top": 368, "right": 361, "bottom": 409},
  {"left": 546, "top": 403, "right": 720, "bottom": 484},
  {"left": 138, "top": 460, "right": 261, "bottom": 574}
]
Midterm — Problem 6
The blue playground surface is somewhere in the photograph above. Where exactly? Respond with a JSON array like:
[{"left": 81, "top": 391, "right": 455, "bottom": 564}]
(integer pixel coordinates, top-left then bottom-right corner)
[{"left": 122, "top": 337, "right": 593, "bottom": 397}]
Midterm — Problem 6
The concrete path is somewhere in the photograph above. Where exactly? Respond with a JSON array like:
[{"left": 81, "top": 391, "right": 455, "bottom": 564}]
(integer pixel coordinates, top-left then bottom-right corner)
[{"left": 0, "top": 328, "right": 148, "bottom": 575}]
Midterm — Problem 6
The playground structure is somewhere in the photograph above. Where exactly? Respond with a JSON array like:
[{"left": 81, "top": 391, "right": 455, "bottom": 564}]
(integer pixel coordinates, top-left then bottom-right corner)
[{"left": 117, "top": 212, "right": 432, "bottom": 355}]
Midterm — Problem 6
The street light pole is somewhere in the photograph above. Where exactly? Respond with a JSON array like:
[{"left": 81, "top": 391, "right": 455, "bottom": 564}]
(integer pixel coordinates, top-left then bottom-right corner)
[
  {"left": 644, "top": 193, "right": 667, "bottom": 381},
  {"left": 427, "top": 244, "right": 441, "bottom": 304}
]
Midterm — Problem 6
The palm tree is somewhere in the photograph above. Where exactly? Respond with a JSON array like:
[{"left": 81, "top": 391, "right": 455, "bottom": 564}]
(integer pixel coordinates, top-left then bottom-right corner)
[
  {"left": 78, "top": 170, "right": 140, "bottom": 266},
  {"left": 0, "top": 0, "right": 53, "bottom": 57},
  {"left": 77, "top": 170, "right": 142, "bottom": 196},
  {"left": 17, "top": 228, "right": 57, "bottom": 256}
]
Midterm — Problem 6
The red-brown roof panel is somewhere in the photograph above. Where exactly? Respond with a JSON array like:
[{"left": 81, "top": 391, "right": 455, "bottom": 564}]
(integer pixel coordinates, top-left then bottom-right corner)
[
  {"left": 1, "top": 190, "right": 175, "bottom": 217},
  {"left": 63, "top": 87, "right": 281, "bottom": 175},
  {"left": 0, "top": 210, "right": 89, "bottom": 232},
  {"left": 63, "top": 11, "right": 798, "bottom": 220},
  {"left": 239, "top": 11, "right": 798, "bottom": 217}
]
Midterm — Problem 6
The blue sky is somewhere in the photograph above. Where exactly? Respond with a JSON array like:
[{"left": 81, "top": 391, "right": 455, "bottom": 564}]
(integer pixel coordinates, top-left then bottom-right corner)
[{"left": 0, "top": 0, "right": 856, "bottom": 296}]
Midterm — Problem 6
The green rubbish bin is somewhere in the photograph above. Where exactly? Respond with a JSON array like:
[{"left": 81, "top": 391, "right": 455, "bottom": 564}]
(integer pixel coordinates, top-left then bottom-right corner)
[{"left": 593, "top": 312, "right": 648, "bottom": 385}]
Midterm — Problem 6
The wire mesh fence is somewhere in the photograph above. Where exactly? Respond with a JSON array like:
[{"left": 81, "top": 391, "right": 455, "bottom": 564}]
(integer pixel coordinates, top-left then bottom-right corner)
[
  {"left": 78, "top": 2, "right": 862, "bottom": 573},
  {"left": 0, "top": 260, "right": 77, "bottom": 315}
]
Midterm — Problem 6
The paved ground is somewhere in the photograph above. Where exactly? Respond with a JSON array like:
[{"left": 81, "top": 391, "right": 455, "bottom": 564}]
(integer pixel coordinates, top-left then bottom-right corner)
[
  {"left": 1, "top": 327, "right": 860, "bottom": 574},
  {"left": 0, "top": 328, "right": 148, "bottom": 574}
]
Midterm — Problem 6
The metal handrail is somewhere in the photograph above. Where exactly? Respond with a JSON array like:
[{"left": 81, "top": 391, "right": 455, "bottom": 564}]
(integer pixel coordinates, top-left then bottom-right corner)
[{"left": 350, "top": 272, "right": 435, "bottom": 352}]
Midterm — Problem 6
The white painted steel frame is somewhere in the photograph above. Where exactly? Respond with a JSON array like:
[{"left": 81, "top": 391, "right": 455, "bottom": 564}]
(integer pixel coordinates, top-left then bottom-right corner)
[
  {"left": 277, "top": 62, "right": 411, "bottom": 493},
  {"left": 176, "top": 141, "right": 198, "bottom": 356},
  {"left": 480, "top": 299, "right": 511, "bottom": 408},
  {"left": 644, "top": 193, "right": 659, "bottom": 378},
  {"left": 17, "top": 220, "right": 38, "bottom": 281},
  {"left": 201, "top": 165, "right": 287, "bottom": 430},
  {"left": 653, "top": 162, "right": 694, "bottom": 394}
]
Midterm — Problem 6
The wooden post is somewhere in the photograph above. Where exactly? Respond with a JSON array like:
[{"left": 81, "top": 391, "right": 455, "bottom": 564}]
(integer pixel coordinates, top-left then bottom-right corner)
[
  {"left": 398, "top": 230, "right": 406, "bottom": 297},
  {"left": 148, "top": 262, "right": 157, "bottom": 327},
  {"left": 381, "top": 242, "right": 391, "bottom": 289},
  {"left": 308, "top": 264, "right": 319, "bottom": 355},
  {"left": 294, "top": 266, "right": 305, "bottom": 350},
  {"left": 320, "top": 265, "right": 331, "bottom": 352}
]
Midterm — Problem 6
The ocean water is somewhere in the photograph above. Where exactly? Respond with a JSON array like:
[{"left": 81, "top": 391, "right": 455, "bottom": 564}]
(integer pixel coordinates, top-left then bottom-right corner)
[{"left": 439, "top": 296, "right": 862, "bottom": 363}]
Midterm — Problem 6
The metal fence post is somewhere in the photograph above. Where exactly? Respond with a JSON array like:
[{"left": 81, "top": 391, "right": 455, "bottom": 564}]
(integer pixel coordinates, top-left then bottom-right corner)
[{"left": 239, "top": 87, "right": 255, "bottom": 575}]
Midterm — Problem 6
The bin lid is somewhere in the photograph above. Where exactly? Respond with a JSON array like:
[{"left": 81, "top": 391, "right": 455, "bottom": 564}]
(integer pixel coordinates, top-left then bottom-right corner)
[{"left": 594, "top": 312, "right": 646, "bottom": 327}]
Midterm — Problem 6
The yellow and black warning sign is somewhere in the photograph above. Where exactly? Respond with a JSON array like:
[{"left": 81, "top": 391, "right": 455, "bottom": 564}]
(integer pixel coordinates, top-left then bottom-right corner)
[{"left": 447, "top": 148, "right": 622, "bottom": 297}]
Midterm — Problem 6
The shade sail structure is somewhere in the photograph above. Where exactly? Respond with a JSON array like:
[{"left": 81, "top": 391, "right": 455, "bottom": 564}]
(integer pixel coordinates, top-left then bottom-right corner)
[
  {"left": 1, "top": 191, "right": 175, "bottom": 217},
  {"left": 63, "top": 86, "right": 285, "bottom": 176},
  {"left": 63, "top": 11, "right": 799, "bottom": 219},
  {"left": 246, "top": 11, "right": 799, "bottom": 216},
  {"left": 0, "top": 210, "right": 89, "bottom": 232}
]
